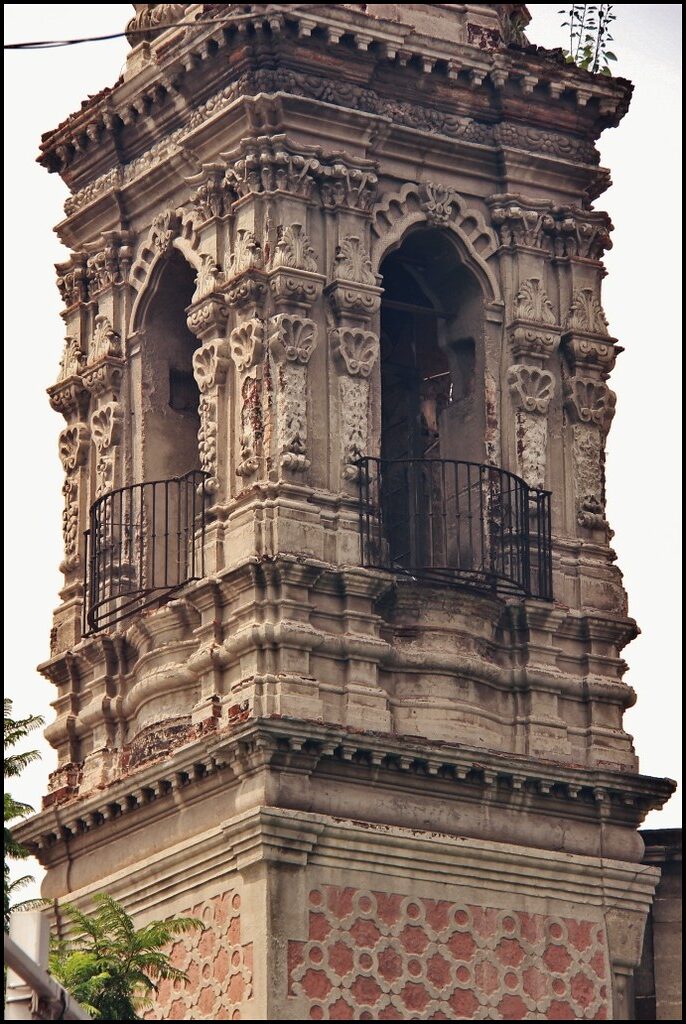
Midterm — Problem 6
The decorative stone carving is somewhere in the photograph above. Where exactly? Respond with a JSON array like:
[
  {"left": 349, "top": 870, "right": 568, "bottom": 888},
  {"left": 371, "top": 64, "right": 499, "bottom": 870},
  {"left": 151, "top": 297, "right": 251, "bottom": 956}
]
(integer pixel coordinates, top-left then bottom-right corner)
[
  {"left": 192, "top": 253, "right": 223, "bottom": 302},
  {"left": 563, "top": 336, "right": 618, "bottom": 375},
  {"left": 269, "top": 315, "right": 318, "bottom": 472},
  {"left": 230, "top": 319, "right": 266, "bottom": 478},
  {"left": 187, "top": 164, "right": 234, "bottom": 221},
  {"left": 151, "top": 208, "right": 182, "bottom": 254},
  {"left": 331, "top": 329, "right": 379, "bottom": 481},
  {"left": 186, "top": 296, "right": 230, "bottom": 343},
  {"left": 89, "top": 315, "right": 122, "bottom": 363},
  {"left": 272, "top": 224, "right": 318, "bottom": 273},
  {"left": 565, "top": 377, "right": 616, "bottom": 529},
  {"left": 567, "top": 289, "right": 610, "bottom": 336},
  {"left": 229, "top": 319, "right": 265, "bottom": 374},
  {"left": 58, "top": 424, "right": 89, "bottom": 571},
  {"left": 508, "top": 279, "right": 560, "bottom": 364},
  {"left": 57, "top": 337, "right": 85, "bottom": 382},
  {"left": 90, "top": 402, "right": 123, "bottom": 497},
  {"left": 192, "top": 340, "right": 231, "bottom": 492},
  {"left": 332, "top": 236, "right": 376, "bottom": 285},
  {"left": 55, "top": 253, "right": 89, "bottom": 307},
  {"left": 331, "top": 328, "right": 379, "bottom": 379},
  {"left": 508, "top": 366, "right": 555, "bottom": 490},
  {"left": 565, "top": 378, "right": 616, "bottom": 431},
  {"left": 488, "top": 195, "right": 613, "bottom": 260},
  {"left": 514, "top": 279, "right": 556, "bottom": 325},
  {"left": 228, "top": 229, "right": 264, "bottom": 276},
  {"left": 418, "top": 182, "right": 459, "bottom": 225},
  {"left": 126, "top": 4, "right": 188, "bottom": 46},
  {"left": 508, "top": 365, "right": 555, "bottom": 415},
  {"left": 86, "top": 232, "right": 134, "bottom": 294},
  {"left": 320, "top": 160, "right": 379, "bottom": 212},
  {"left": 224, "top": 136, "right": 320, "bottom": 199},
  {"left": 488, "top": 195, "right": 556, "bottom": 250}
]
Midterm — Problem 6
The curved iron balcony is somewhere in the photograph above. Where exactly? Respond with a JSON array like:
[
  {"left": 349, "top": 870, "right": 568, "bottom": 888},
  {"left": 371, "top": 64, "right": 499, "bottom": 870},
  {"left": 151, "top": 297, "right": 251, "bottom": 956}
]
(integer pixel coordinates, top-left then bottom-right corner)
[
  {"left": 356, "top": 457, "right": 553, "bottom": 600},
  {"left": 84, "top": 470, "right": 208, "bottom": 635}
]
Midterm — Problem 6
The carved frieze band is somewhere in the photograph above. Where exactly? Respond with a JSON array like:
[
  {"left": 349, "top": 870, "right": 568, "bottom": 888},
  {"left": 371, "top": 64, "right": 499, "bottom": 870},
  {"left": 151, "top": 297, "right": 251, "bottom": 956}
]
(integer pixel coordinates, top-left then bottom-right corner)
[
  {"left": 488, "top": 195, "right": 613, "bottom": 260},
  {"left": 331, "top": 328, "right": 380, "bottom": 481},
  {"left": 58, "top": 424, "right": 90, "bottom": 570}
]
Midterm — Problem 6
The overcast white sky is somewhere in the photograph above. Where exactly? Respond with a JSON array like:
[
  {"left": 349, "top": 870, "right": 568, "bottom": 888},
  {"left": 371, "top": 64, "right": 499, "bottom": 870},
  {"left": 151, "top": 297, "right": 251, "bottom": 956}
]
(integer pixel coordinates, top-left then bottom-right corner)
[{"left": 3, "top": 5, "right": 682, "bottom": 899}]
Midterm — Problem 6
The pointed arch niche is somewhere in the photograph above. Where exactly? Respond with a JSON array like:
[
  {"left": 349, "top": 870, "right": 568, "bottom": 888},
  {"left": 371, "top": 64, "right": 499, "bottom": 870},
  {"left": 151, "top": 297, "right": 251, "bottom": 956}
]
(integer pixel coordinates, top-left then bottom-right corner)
[{"left": 131, "top": 250, "right": 201, "bottom": 483}]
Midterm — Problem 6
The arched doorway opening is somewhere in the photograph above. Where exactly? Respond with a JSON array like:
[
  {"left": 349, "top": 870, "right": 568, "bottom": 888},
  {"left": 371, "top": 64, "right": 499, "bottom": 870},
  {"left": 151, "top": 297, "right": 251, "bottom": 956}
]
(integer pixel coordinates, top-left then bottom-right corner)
[
  {"left": 376, "top": 228, "right": 486, "bottom": 576},
  {"left": 138, "top": 249, "right": 201, "bottom": 482}
]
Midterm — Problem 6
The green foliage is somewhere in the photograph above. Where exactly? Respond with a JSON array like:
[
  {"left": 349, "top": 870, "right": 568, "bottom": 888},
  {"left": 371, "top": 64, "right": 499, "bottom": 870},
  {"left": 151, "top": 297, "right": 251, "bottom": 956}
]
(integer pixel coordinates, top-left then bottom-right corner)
[
  {"left": 558, "top": 5, "right": 617, "bottom": 75},
  {"left": 50, "top": 893, "right": 203, "bottom": 1020},
  {"left": 4, "top": 698, "right": 45, "bottom": 930}
]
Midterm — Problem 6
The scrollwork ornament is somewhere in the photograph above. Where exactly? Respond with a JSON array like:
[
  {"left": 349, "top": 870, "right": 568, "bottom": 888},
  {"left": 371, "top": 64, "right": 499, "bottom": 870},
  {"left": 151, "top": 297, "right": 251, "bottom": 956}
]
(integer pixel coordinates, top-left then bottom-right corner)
[{"left": 418, "top": 182, "right": 459, "bottom": 225}]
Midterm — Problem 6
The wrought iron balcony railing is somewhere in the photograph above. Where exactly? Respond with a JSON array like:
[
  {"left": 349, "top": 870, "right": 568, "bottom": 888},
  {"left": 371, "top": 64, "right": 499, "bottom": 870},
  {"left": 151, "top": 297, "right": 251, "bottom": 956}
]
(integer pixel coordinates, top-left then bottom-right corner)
[
  {"left": 84, "top": 470, "right": 207, "bottom": 634},
  {"left": 356, "top": 457, "right": 553, "bottom": 600}
]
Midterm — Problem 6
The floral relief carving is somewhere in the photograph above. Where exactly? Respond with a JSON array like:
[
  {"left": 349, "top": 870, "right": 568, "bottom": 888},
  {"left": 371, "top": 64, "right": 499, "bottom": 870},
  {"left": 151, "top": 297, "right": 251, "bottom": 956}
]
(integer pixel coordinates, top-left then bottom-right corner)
[
  {"left": 86, "top": 232, "right": 134, "bottom": 294},
  {"left": 229, "top": 319, "right": 265, "bottom": 374},
  {"left": 192, "top": 253, "right": 223, "bottom": 302},
  {"left": 331, "top": 328, "right": 379, "bottom": 378},
  {"left": 269, "top": 315, "right": 317, "bottom": 365},
  {"left": 90, "top": 315, "right": 122, "bottom": 363},
  {"left": 58, "top": 423, "right": 89, "bottom": 570},
  {"left": 514, "top": 279, "right": 557, "bottom": 325},
  {"left": 237, "top": 375, "right": 263, "bottom": 478},
  {"left": 90, "top": 402, "right": 123, "bottom": 497},
  {"left": 192, "top": 341, "right": 231, "bottom": 493},
  {"left": 272, "top": 224, "right": 318, "bottom": 273},
  {"left": 332, "top": 236, "right": 376, "bottom": 285},
  {"left": 151, "top": 209, "right": 182, "bottom": 254},
  {"left": 508, "top": 366, "right": 555, "bottom": 415},
  {"left": 566, "top": 289, "right": 610, "bottom": 337},
  {"left": 55, "top": 253, "right": 89, "bottom": 307},
  {"left": 269, "top": 315, "right": 318, "bottom": 472},
  {"left": 228, "top": 229, "right": 264, "bottom": 277},
  {"left": 57, "top": 337, "right": 85, "bottom": 382},
  {"left": 419, "top": 182, "right": 459, "bottom": 225},
  {"left": 564, "top": 378, "right": 616, "bottom": 432},
  {"left": 339, "top": 376, "right": 370, "bottom": 481}
]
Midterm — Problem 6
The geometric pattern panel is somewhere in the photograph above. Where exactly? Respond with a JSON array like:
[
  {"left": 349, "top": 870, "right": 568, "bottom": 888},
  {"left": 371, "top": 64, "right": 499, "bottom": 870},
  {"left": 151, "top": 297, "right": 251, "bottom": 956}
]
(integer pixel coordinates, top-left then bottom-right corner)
[
  {"left": 145, "top": 891, "right": 253, "bottom": 1021},
  {"left": 288, "top": 886, "right": 610, "bottom": 1020}
]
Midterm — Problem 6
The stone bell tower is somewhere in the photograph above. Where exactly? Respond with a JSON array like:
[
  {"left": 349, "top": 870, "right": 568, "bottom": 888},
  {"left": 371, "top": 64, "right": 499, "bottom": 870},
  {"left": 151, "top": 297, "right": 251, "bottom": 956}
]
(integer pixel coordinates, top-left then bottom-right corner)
[{"left": 20, "top": 4, "right": 675, "bottom": 1020}]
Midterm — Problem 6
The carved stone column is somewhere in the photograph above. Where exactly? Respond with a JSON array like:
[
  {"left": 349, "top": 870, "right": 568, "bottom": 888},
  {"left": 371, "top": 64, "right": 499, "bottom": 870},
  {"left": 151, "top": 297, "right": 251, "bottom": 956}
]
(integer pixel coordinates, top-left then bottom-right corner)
[
  {"left": 326, "top": 236, "right": 381, "bottom": 484},
  {"left": 562, "top": 289, "right": 617, "bottom": 532},
  {"left": 506, "top": 277, "right": 561, "bottom": 490},
  {"left": 187, "top": 296, "right": 231, "bottom": 496}
]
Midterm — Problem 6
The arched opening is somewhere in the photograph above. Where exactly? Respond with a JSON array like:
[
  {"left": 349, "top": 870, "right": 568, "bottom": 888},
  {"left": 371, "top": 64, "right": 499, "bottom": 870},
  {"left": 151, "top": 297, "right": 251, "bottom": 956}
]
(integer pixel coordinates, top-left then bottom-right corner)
[
  {"left": 375, "top": 228, "right": 488, "bottom": 575},
  {"left": 138, "top": 250, "right": 201, "bottom": 481}
]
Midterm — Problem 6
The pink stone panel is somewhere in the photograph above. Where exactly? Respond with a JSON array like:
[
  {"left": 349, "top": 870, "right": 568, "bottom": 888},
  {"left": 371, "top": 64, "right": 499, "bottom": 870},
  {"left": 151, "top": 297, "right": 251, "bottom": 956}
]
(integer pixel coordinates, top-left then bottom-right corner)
[
  {"left": 288, "top": 885, "right": 611, "bottom": 1020},
  {"left": 144, "top": 890, "right": 253, "bottom": 1020}
]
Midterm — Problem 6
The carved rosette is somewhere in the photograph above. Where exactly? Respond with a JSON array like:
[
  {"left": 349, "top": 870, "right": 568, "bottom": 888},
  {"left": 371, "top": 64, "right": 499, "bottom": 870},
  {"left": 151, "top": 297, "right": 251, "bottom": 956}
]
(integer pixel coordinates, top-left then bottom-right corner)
[
  {"left": 58, "top": 424, "right": 90, "bottom": 571},
  {"left": 331, "top": 329, "right": 380, "bottom": 481},
  {"left": 508, "top": 365, "right": 555, "bottom": 490},
  {"left": 269, "top": 315, "right": 318, "bottom": 472},
  {"left": 564, "top": 377, "right": 616, "bottom": 530},
  {"left": 90, "top": 403, "right": 123, "bottom": 498},
  {"left": 229, "top": 319, "right": 266, "bottom": 478},
  {"left": 192, "top": 339, "right": 232, "bottom": 493}
]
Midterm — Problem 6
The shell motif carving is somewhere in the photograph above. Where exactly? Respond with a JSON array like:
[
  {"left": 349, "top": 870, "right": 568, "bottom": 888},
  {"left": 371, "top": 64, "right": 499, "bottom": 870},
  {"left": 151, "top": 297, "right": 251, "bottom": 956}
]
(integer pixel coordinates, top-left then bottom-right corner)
[
  {"left": 331, "top": 329, "right": 380, "bottom": 378},
  {"left": 229, "top": 319, "right": 265, "bottom": 374},
  {"left": 270, "top": 315, "right": 318, "bottom": 364},
  {"left": 508, "top": 365, "right": 555, "bottom": 414}
]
